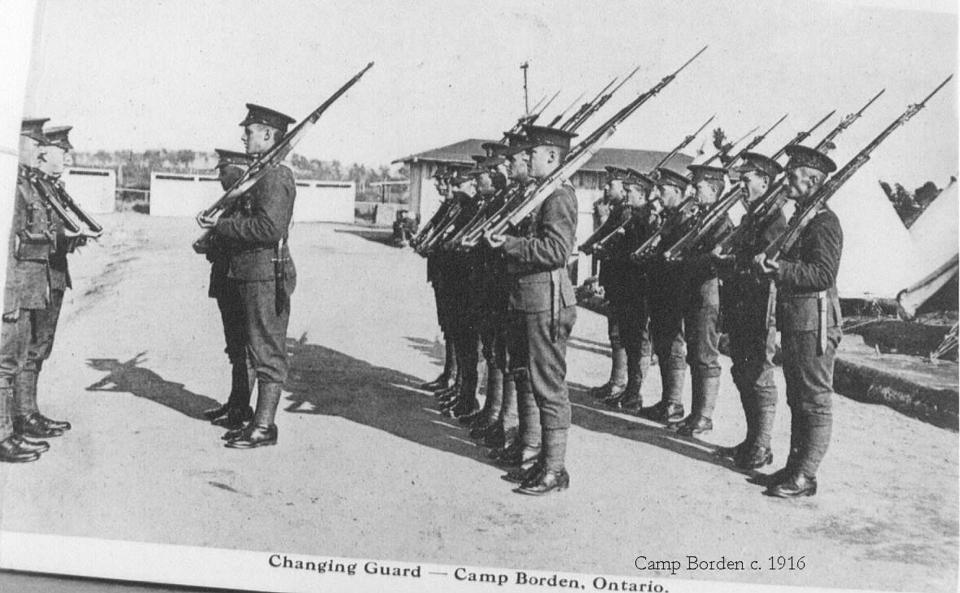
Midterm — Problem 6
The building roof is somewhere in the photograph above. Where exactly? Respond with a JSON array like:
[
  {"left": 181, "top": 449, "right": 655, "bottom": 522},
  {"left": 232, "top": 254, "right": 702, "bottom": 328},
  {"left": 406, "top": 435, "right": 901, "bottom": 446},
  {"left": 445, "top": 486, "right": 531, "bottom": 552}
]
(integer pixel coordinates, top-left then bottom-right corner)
[{"left": 394, "top": 138, "right": 693, "bottom": 173}]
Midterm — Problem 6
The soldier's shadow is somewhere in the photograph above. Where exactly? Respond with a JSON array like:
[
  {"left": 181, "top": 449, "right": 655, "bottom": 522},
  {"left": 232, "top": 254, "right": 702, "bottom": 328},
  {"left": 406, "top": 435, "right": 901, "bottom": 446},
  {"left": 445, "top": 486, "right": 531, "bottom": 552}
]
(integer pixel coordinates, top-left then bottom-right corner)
[
  {"left": 282, "top": 338, "right": 495, "bottom": 464},
  {"left": 85, "top": 352, "right": 220, "bottom": 421},
  {"left": 566, "top": 380, "right": 741, "bottom": 472},
  {"left": 403, "top": 336, "right": 446, "bottom": 368}
]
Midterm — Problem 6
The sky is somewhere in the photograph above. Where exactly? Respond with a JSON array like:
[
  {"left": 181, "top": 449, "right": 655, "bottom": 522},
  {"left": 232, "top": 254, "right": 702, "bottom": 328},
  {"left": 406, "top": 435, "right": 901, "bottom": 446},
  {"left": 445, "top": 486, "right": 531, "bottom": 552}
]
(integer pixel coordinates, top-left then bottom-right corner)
[{"left": 18, "top": 0, "right": 960, "bottom": 187}]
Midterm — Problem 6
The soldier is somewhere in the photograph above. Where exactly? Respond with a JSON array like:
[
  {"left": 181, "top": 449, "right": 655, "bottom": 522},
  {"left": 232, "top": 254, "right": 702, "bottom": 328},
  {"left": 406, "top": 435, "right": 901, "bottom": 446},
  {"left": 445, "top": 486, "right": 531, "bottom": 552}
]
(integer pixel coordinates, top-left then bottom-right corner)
[
  {"left": 754, "top": 145, "right": 841, "bottom": 498},
  {"left": 639, "top": 168, "right": 690, "bottom": 424},
  {"left": 606, "top": 168, "right": 659, "bottom": 413},
  {"left": 26, "top": 125, "right": 87, "bottom": 441},
  {"left": 0, "top": 119, "right": 65, "bottom": 462},
  {"left": 714, "top": 152, "right": 786, "bottom": 469},
  {"left": 669, "top": 164, "right": 729, "bottom": 437},
  {"left": 482, "top": 135, "right": 533, "bottom": 458},
  {"left": 588, "top": 169, "right": 627, "bottom": 403},
  {"left": 421, "top": 170, "right": 459, "bottom": 394},
  {"left": 486, "top": 124, "right": 578, "bottom": 496},
  {"left": 202, "top": 149, "right": 257, "bottom": 430},
  {"left": 198, "top": 103, "right": 297, "bottom": 449},
  {"left": 436, "top": 171, "right": 481, "bottom": 419}
]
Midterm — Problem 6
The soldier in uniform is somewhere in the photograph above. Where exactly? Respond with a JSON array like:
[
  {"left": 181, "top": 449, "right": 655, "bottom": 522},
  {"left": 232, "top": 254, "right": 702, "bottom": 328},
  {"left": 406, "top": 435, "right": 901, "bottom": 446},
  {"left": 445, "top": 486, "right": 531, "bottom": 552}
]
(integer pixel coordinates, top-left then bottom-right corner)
[
  {"left": 421, "top": 170, "right": 459, "bottom": 395},
  {"left": 606, "top": 168, "right": 660, "bottom": 413},
  {"left": 202, "top": 149, "right": 257, "bottom": 430},
  {"left": 0, "top": 119, "right": 65, "bottom": 462},
  {"left": 754, "top": 145, "right": 841, "bottom": 498},
  {"left": 588, "top": 170, "right": 627, "bottom": 403},
  {"left": 669, "top": 164, "right": 729, "bottom": 437},
  {"left": 27, "top": 125, "right": 86, "bottom": 439},
  {"left": 715, "top": 152, "right": 786, "bottom": 469},
  {"left": 486, "top": 124, "right": 578, "bottom": 496},
  {"left": 436, "top": 171, "right": 482, "bottom": 419},
  {"left": 639, "top": 168, "right": 690, "bottom": 424},
  {"left": 198, "top": 103, "right": 297, "bottom": 449}
]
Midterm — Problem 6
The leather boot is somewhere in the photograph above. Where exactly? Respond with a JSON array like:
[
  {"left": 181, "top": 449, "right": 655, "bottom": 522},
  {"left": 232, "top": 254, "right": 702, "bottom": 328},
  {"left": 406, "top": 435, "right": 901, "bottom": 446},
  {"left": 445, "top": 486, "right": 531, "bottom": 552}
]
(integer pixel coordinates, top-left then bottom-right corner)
[
  {"left": 16, "top": 372, "right": 70, "bottom": 431},
  {"left": 614, "top": 352, "right": 644, "bottom": 413},
  {"left": 517, "top": 429, "right": 569, "bottom": 495},
  {"left": 420, "top": 341, "right": 455, "bottom": 391},
  {"left": 225, "top": 382, "right": 281, "bottom": 449},
  {"left": 592, "top": 345, "right": 627, "bottom": 400},
  {"left": 676, "top": 375, "right": 719, "bottom": 436},
  {"left": 211, "top": 363, "right": 255, "bottom": 428},
  {"left": 462, "top": 366, "right": 502, "bottom": 426},
  {"left": 14, "top": 413, "right": 63, "bottom": 439},
  {"left": 11, "top": 435, "right": 49, "bottom": 454},
  {"left": 639, "top": 367, "right": 685, "bottom": 423},
  {"left": 0, "top": 436, "right": 40, "bottom": 463}
]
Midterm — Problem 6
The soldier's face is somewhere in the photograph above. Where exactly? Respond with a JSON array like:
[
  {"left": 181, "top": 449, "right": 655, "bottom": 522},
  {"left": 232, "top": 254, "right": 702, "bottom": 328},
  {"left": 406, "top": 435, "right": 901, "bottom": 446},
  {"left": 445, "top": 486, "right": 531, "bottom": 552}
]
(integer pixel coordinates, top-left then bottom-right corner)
[
  {"left": 455, "top": 179, "right": 476, "bottom": 197},
  {"left": 694, "top": 179, "right": 720, "bottom": 205},
  {"left": 741, "top": 170, "right": 769, "bottom": 202},
  {"left": 18, "top": 136, "right": 40, "bottom": 167},
  {"left": 39, "top": 145, "right": 65, "bottom": 176},
  {"left": 218, "top": 165, "right": 246, "bottom": 190},
  {"left": 241, "top": 123, "right": 275, "bottom": 154},
  {"left": 527, "top": 145, "right": 557, "bottom": 178},
  {"left": 607, "top": 180, "right": 625, "bottom": 202},
  {"left": 786, "top": 166, "right": 823, "bottom": 202},
  {"left": 660, "top": 185, "right": 683, "bottom": 208},
  {"left": 477, "top": 172, "right": 494, "bottom": 193},
  {"left": 508, "top": 152, "right": 529, "bottom": 180},
  {"left": 624, "top": 184, "right": 644, "bottom": 207}
]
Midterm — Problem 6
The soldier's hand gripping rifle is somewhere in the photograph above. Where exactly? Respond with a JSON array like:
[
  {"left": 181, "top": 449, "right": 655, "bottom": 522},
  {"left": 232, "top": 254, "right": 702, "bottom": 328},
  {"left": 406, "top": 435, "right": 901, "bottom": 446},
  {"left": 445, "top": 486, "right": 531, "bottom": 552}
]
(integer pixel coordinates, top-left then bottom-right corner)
[
  {"left": 579, "top": 114, "right": 715, "bottom": 255},
  {"left": 663, "top": 110, "right": 844, "bottom": 261},
  {"left": 717, "top": 88, "right": 886, "bottom": 255},
  {"left": 192, "top": 62, "right": 374, "bottom": 254},
  {"left": 479, "top": 47, "right": 708, "bottom": 242},
  {"left": 416, "top": 200, "right": 463, "bottom": 255},
  {"left": 762, "top": 76, "right": 951, "bottom": 264}
]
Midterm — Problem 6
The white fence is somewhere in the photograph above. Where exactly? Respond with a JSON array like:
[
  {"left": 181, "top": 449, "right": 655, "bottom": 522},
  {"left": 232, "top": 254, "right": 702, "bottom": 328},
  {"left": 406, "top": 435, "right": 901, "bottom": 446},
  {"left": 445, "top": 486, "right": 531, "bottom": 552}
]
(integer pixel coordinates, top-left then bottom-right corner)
[
  {"left": 63, "top": 166, "right": 116, "bottom": 213},
  {"left": 150, "top": 172, "right": 355, "bottom": 223}
]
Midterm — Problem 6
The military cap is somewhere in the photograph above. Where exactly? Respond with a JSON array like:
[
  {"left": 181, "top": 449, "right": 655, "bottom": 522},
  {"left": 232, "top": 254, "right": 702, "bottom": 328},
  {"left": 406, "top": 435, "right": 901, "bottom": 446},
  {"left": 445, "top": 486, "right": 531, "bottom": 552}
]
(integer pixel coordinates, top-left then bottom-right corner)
[
  {"left": 214, "top": 148, "right": 253, "bottom": 168},
  {"left": 735, "top": 151, "right": 783, "bottom": 179},
  {"left": 687, "top": 164, "right": 727, "bottom": 183},
  {"left": 604, "top": 166, "right": 630, "bottom": 181},
  {"left": 43, "top": 125, "right": 74, "bottom": 150},
  {"left": 655, "top": 167, "right": 690, "bottom": 191},
  {"left": 625, "top": 167, "right": 657, "bottom": 190},
  {"left": 448, "top": 169, "right": 476, "bottom": 186},
  {"left": 239, "top": 103, "right": 296, "bottom": 132},
  {"left": 520, "top": 124, "right": 577, "bottom": 151},
  {"left": 481, "top": 141, "right": 509, "bottom": 158},
  {"left": 21, "top": 118, "right": 49, "bottom": 143},
  {"left": 501, "top": 131, "right": 531, "bottom": 156},
  {"left": 784, "top": 145, "right": 837, "bottom": 174}
]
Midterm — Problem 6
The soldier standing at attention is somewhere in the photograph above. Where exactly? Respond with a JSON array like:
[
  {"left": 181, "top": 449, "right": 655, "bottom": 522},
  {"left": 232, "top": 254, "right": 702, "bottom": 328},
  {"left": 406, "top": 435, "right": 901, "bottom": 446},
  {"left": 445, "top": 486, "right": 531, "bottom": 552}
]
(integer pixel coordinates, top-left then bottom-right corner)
[
  {"left": 486, "top": 124, "right": 578, "bottom": 496},
  {"left": 715, "top": 152, "right": 786, "bottom": 469},
  {"left": 198, "top": 104, "right": 297, "bottom": 449},
  {"left": 754, "top": 145, "right": 841, "bottom": 498},
  {"left": 639, "top": 168, "right": 690, "bottom": 424},
  {"left": 202, "top": 149, "right": 257, "bottom": 430},
  {"left": 589, "top": 170, "right": 627, "bottom": 403},
  {"left": 669, "top": 164, "right": 728, "bottom": 437},
  {"left": 0, "top": 119, "right": 64, "bottom": 462}
]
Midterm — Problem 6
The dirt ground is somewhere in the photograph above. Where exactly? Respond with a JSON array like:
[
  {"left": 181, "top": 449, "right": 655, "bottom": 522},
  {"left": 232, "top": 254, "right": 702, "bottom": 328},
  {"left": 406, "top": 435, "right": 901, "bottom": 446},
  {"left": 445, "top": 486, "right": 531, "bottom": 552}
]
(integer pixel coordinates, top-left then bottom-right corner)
[{"left": 0, "top": 213, "right": 956, "bottom": 592}]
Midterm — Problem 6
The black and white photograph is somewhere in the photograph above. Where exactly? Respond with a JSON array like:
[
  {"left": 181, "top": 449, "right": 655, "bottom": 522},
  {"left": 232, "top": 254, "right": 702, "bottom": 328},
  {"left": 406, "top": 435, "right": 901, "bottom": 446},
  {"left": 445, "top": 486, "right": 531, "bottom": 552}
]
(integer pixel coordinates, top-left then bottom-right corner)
[{"left": 0, "top": 1, "right": 957, "bottom": 592}]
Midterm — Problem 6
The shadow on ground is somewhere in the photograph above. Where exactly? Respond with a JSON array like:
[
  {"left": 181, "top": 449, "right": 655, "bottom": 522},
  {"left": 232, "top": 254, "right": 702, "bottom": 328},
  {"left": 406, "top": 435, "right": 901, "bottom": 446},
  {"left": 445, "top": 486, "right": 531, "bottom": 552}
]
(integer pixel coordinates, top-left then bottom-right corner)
[
  {"left": 334, "top": 227, "right": 399, "bottom": 248},
  {"left": 282, "top": 338, "right": 491, "bottom": 464},
  {"left": 85, "top": 352, "right": 219, "bottom": 420}
]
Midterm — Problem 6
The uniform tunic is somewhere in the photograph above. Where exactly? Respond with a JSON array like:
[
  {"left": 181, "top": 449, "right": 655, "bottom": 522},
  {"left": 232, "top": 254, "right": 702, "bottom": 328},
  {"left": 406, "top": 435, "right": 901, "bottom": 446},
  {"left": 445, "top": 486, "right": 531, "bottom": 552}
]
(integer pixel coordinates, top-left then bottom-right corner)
[
  {"left": 502, "top": 184, "right": 578, "bottom": 430},
  {"left": 213, "top": 164, "right": 297, "bottom": 384},
  {"left": 774, "top": 207, "right": 843, "bottom": 476}
]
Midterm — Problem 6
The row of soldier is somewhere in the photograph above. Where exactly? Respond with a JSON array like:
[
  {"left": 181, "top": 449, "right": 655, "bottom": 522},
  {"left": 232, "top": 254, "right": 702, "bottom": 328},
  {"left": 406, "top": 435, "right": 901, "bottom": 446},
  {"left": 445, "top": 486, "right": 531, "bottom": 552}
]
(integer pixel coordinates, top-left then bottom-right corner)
[{"left": 415, "top": 119, "right": 844, "bottom": 499}]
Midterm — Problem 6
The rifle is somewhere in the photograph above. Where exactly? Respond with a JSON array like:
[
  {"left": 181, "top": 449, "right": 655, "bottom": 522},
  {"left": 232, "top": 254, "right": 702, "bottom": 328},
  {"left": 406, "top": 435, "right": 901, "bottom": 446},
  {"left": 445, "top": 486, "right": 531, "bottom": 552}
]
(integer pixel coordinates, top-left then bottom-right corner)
[
  {"left": 478, "top": 46, "right": 708, "bottom": 242},
  {"left": 764, "top": 76, "right": 951, "bottom": 263},
  {"left": 410, "top": 195, "right": 454, "bottom": 250},
  {"left": 559, "top": 77, "right": 618, "bottom": 131},
  {"left": 565, "top": 65, "right": 642, "bottom": 132},
  {"left": 579, "top": 114, "right": 715, "bottom": 254},
  {"left": 718, "top": 89, "right": 886, "bottom": 254},
  {"left": 547, "top": 92, "right": 586, "bottom": 128},
  {"left": 33, "top": 170, "right": 104, "bottom": 238},
  {"left": 193, "top": 62, "right": 374, "bottom": 253},
  {"left": 663, "top": 110, "right": 841, "bottom": 261}
]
